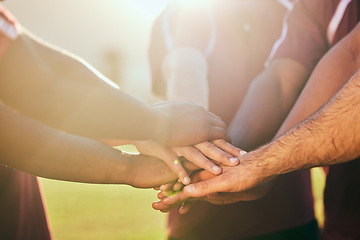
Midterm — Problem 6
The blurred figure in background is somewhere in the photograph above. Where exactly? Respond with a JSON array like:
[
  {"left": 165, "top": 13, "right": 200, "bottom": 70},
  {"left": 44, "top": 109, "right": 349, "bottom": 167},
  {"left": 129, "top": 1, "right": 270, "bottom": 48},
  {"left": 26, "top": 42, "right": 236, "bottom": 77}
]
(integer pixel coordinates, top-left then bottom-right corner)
[
  {"left": 154, "top": 0, "right": 360, "bottom": 239},
  {"left": 149, "top": 0, "right": 319, "bottom": 239}
]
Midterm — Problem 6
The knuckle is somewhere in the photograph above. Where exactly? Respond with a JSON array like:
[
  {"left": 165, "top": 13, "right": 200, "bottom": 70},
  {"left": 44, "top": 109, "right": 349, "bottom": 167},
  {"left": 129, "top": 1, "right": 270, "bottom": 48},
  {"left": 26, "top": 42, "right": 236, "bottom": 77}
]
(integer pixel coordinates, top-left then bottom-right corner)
[
  {"left": 198, "top": 180, "right": 209, "bottom": 191},
  {"left": 188, "top": 147, "right": 199, "bottom": 156},
  {"left": 202, "top": 142, "right": 215, "bottom": 152}
]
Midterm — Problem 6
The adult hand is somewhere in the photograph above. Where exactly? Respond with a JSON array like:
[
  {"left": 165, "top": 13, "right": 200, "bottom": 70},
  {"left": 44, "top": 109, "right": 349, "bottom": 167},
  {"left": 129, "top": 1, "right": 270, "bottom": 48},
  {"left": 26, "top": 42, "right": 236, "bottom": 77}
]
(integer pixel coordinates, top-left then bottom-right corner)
[
  {"left": 152, "top": 166, "right": 272, "bottom": 213},
  {"left": 181, "top": 156, "right": 275, "bottom": 197},
  {"left": 134, "top": 139, "right": 241, "bottom": 185},
  {"left": 153, "top": 101, "right": 227, "bottom": 146},
  {"left": 127, "top": 153, "right": 198, "bottom": 188}
]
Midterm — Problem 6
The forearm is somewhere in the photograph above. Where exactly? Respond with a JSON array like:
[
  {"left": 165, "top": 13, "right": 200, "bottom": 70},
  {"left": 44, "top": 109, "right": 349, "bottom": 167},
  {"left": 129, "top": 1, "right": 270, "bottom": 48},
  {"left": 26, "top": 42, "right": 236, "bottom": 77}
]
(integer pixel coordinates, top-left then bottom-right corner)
[
  {"left": 257, "top": 71, "right": 360, "bottom": 177},
  {"left": 0, "top": 99, "right": 130, "bottom": 184},
  {"left": 0, "top": 29, "right": 168, "bottom": 141},
  {"left": 276, "top": 23, "right": 360, "bottom": 137},
  {"left": 163, "top": 47, "right": 209, "bottom": 109},
  {"left": 0, "top": 99, "right": 181, "bottom": 187},
  {"left": 228, "top": 59, "right": 308, "bottom": 150}
]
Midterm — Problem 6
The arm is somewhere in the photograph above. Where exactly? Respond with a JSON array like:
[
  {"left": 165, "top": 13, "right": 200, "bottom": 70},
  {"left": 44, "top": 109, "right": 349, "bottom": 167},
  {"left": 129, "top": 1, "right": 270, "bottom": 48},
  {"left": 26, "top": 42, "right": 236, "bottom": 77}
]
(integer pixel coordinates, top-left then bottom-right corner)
[
  {"left": 260, "top": 69, "right": 360, "bottom": 174},
  {"left": 182, "top": 68, "right": 360, "bottom": 198},
  {"left": 172, "top": 25, "right": 360, "bottom": 196},
  {"left": 0, "top": 28, "right": 225, "bottom": 146},
  {"left": 228, "top": 58, "right": 309, "bottom": 150},
  {"left": 0, "top": 99, "right": 188, "bottom": 188},
  {"left": 162, "top": 47, "right": 209, "bottom": 109},
  {"left": 276, "top": 23, "right": 360, "bottom": 136},
  {"left": 156, "top": 2, "right": 213, "bottom": 109},
  {"left": 157, "top": 69, "right": 360, "bottom": 199}
]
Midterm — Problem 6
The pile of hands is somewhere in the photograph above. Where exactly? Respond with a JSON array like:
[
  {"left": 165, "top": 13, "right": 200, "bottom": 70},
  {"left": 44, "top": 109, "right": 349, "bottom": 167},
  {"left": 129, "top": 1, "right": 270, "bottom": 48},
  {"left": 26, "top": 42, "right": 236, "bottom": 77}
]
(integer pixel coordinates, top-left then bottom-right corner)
[
  {"left": 134, "top": 138, "right": 273, "bottom": 214},
  {"left": 109, "top": 101, "right": 275, "bottom": 214}
]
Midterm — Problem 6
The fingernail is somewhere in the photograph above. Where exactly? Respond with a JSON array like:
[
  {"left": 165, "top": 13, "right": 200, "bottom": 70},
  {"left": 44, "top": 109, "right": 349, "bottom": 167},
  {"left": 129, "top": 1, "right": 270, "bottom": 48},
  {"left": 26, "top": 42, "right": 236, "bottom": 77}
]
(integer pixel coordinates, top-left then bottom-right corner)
[
  {"left": 185, "top": 185, "right": 195, "bottom": 193},
  {"left": 183, "top": 177, "right": 191, "bottom": 185},
  {"left": 212, "top": 165, "right": 222, "bottom": 173},
  {"left": 229, "top": 157, "right": 239, "bottom": 164},
  {"left": 239, "top": 150, "right": 247, "bottom": 155}
]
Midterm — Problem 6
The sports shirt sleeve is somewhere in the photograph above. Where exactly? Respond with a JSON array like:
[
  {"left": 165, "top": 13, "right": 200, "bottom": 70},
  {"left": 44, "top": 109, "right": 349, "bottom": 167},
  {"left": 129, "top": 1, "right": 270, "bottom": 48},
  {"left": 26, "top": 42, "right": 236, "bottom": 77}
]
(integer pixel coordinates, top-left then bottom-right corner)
[{"left": 269, "top": 0, "right": 337, "bottom": 72}]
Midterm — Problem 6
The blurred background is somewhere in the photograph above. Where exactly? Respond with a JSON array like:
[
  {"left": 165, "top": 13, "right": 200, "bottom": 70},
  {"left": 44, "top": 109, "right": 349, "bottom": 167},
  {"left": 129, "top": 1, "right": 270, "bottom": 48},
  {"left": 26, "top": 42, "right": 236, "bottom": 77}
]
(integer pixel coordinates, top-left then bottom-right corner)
[
  {"left": 3, "top": 0, "right": 172, "bottom": 102},
  {"left": 3, "top": 0, "right": 173, "bottom": 239}
]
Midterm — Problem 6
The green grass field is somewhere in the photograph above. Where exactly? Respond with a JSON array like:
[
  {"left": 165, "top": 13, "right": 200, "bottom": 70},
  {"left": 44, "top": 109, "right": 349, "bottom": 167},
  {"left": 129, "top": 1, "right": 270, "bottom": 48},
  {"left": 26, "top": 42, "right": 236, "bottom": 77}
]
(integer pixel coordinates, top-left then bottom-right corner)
[
  {"left": 41, "top": 179, "right": 167, "bottom": 240},
  {"left": 40, "top": 145, "right": 326, "bottom": 240}
]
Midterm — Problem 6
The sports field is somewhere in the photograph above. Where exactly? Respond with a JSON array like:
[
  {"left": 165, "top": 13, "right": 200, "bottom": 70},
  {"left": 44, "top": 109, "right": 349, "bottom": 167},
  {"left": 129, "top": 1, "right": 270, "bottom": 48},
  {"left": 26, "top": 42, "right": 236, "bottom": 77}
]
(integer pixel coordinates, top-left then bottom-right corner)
[{"left": 41, "top": 179, "right": 167, "bottom": 240}]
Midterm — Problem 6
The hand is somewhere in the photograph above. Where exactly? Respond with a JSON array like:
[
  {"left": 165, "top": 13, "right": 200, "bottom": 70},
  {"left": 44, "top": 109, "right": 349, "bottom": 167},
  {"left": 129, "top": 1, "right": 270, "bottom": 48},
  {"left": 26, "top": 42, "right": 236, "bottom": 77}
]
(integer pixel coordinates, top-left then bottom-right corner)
[
  {"left": 134, "top": 139, "right": 241, "bottom": 185},
  {"left": 127, "top": 153, "right": 198, "bottom": 189},
  {"left": 152, "top": 166, "right": 272, "bottom": 213},
  {"left": 153, "top": 185, "right": 272, "bottom": 213},
  {"left": 153, "top": 101, "right": 227, "bottom": 146}
]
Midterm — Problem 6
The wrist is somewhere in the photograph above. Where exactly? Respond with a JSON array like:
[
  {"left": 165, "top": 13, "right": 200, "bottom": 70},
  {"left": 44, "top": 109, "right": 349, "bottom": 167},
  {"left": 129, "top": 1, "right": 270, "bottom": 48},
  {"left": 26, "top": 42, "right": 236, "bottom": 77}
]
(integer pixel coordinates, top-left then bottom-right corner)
[
  {"left": 248, "top": 144, "right": 283, "bottom": 182},
  {"left": 151, "top": 103, "right": 172, "bottom": 145}
]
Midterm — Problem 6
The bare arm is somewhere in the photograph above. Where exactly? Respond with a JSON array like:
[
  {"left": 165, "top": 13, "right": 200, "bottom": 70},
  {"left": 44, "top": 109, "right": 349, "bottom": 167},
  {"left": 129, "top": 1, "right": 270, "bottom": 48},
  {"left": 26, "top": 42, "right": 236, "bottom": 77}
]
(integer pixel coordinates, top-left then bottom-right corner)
[
  {"left": 172, "top": 32, "right": 360, "bottom": 197},
  {"left": 276, "top": 23, "right": 360, "bottom": 136},
  {"left": 162, "top": 70, "right": 360, "bottom": 198},
  {"left": 162, "top": 47, "right": 209, "bottom": 109},
  {"left": 0, "top": 28, "right": 225, "bottom": 146},
  {"left": 228, "top": 58, "right": 309, "bottom": 150},
  {"left": 0, "top": 99, "right": 190, "bottom": 188}
]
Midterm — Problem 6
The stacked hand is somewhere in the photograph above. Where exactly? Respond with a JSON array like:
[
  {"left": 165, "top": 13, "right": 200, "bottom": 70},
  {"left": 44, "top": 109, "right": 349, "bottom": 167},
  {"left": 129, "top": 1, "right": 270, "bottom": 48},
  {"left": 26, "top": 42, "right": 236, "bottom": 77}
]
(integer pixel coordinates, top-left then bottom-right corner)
[
  {"left": 153, "top": 101, "right": 227, "bottom": 146},
  {"left": 134, "top": 139, "right": 241, "bottom": 185},
  {"left": 152, "top": 151, "right": 276, "bottom": 214}
]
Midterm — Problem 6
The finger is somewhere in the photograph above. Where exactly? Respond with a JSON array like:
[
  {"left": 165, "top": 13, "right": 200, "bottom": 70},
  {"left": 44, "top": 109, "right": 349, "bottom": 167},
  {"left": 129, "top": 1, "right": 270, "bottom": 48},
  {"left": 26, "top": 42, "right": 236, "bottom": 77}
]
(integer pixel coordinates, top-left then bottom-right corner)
[
  {"left": 206, "top": 192, "right": 234, "bottom": 205},
  {"left": 179, "top": 202, "right": 192, "bottom": 214},
  {"left": 160, "top": 149, "right": 191, "bottom": 185},
  {"left": 162, "top": 190, "right": 191, "bottom": 206},
  {"left": 212, "top": 139, "right": 245, "bottom": 159},
  {"left": 157, "top": 191, "right": 167, "bottom": 200},
  {"left": 153, "top": 186, "right": 160, "bottom": 191},
  {"left": 152, "top": 200, "right": 181, "bottom": 212},
  {"left": 194, "top": 141, "right": 239, "bottom": 167},
  {"left": 172, "top": 182, "right": 184, "bottom": 192},
  {"left": 191, "top": 169, "right": 217, "bottom": 183},
  {"left": 177, "top": 146, "right": 222, "bottom": 175},
  {"left": 160, "top": 208, "right": 172, "bottom": 213},
  {"left": 160, "top": 182, "right": 176, "bottom": 191},
  {"left": 183, "top": 174, "right": 229, "bottom": 198}
]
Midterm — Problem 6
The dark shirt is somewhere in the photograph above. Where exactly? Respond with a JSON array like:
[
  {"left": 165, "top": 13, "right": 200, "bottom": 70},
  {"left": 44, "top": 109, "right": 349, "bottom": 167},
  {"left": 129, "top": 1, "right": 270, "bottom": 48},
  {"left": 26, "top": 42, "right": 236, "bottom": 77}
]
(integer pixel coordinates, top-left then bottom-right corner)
[{"left": 273, "top": 0, "right": 360, "bottom": 239}]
